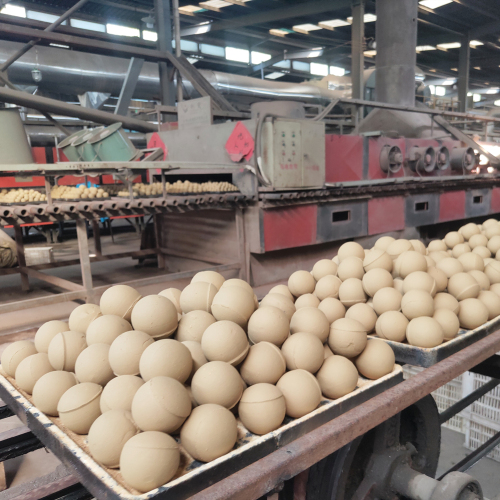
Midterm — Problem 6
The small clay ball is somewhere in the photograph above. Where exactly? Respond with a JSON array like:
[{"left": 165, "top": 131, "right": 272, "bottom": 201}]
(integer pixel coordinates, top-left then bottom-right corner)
[
  {"left": 120, "top": 431, "right": 180, "bottom": 493},
  {"left": 281, "top": 333, "right": 324, "bottom": 373},
  {"left": 406, "top": 317, "right": 444, "bottom": 348},
  {"left": 131, "top": 295, "right": 178, "bottom": 339},
  {"left": 315, "top": 275, "right": 342, "bottom": 301},
  {"left": 191, "top": 361, "right": 242, "bottom": 409},
  {"left": 337, "top": 257, "right": 364, "bottom": 281},
  {"left": 469, "top": 234, "right": 488, "bottom": 249},
  {"left": 260, "top": 293, "right": 296, "bottom": 321},
  {"left": 429, "top": 251, "right": 450, "bottom": 265},
  {"left": 211, "top": 286, "right": 255, "bottom": 328},
  {"left": 372, "top": 288, "right": 402, "bottom": 315},
  {"left": 345, "top": 303, "right": 377, "bottom": 333},
  {"left": 318, "top": 297, "right": 346, "bottom": 324},
  {"left": 180, "top": 404, "right": 237, "bottom": 462},
  {"left": 202, "top": 320, "right": 249, "bottom": 366},
  {"left": 355, "top": 339, "right": 395, "bottom": 380},
  {"left": 448, "top": 272, "right": 480, "bottom": 300},
  {"left": 452, "top": 243, "right": 471, "bottom": 259},
  {"left": 402, "top": 271, "right": 436, "bottom": 297},
  {"left": 339, "top": 278, "right": 367, "bottom": 308},
  {"left": 401, "top": 290, "right": 434, "bottom": 320},
  {"left": 276, "top": 369, "right": 322, "bottom": 418},
  {"left": 312, "top": 259, "right": 338, "bottom": 281},
  {"left": 158, "top": 288, "right": 182, "bottom": 314},
  {"left": 34, "top": 321, "right": 69, "bottom": 353},
  {"left": 180, "top": 282, "right": 218, "bottom": 313},
  {"left": 433, "top": 309, "right": 460, "bottom": 341},
  {"left": 182, "top": 341, "right": 208, "bottom": 380},
  {"left": 393, "top": 278, "right": 404, "bottom": 294},
  {"left": 444, "top": 231, "right": 464, "bottom": 249},
  {"left": 88, "top": 410, "right": 139, "bottom": 468},
  {"left": 434, "top": 293, "right": 460, "bottom": 314},
  {"left": 485, "top": 258, "right": 495, "bottom": 266},
  {"left": 240, "top": 342, "right": 286, "bottom": 385},
  {"left": 109, "top": 330, "right": 154, "bottom": 376},
  {"left": 139, "top": 339, "right": 193, "bottom": 383},
  {"left": 132, "top": 376, "right": 191, "bottom": 433},
  {"left": 86, "top": 315, "right": 131, "bottom": 346},
  {"left": 290, "top": 307, "right": 330, "bottom": 342},
  {"left": 220, "top": 278, "right": 254, "bottom": 295},
  {"left": 427, "top": 240, "right": 447, "bottom": 252},
  {"left": 436, "top": 258, "right": 464, "bottom": 278},
  {"left": 248, "top": 306, "right": 289, "bottom": 347},
  {"left": 48, "top": 331, "right": 87, "bottom": 372},
  {"left": 427, "top": 266, "right": 448, "bottom": 292},
  {"left": 268, "top": 284, "right": 294, "bottom": 302},
  {"left": 458, "top": 298, "right": 489, "bottom": 329},
  {"left": 337, "top": 241, "right": 365, "bottom": 262},
  {"left": 295, "top": 293, "right": 320, "bottom": 309},
  {"left": 191, "top": 270, "right": 225, "bottom": 290},
  {"left": 386, "top": 239, "right": 413, "bottom": 260},
  {"left": 100, "top": 285, "right": 141, "bottom": 321},
  {"left": 15, "top": 353, "right": 54, "bottom": 394},
  {"left": 100, "top": 375, "right": 144, "bottom": 412},
  {"left": 425, "top": 256, "right": 435, "bottom": 268},
  {"left": 288, "top": 270, "right": 316, "bottom": 297},
  {"left": 473, "top": 246, "right": 491, "bottom": 259},
  {"left": 468, "top": 270, "right": 490, "bottom": 291},
  {"left": 328, "top": 318, "right": 367, "bottom": 358},
  {"left": 375, "top": 311, "right": 408, "bottom": 342},
  {"left": 324, "top": 344, "right": 334, "bottom": 359},
  {"left": 364, "top": 250, "right": 393, "bottom": 275},
  {"left": 460, "top": 223, "right": 480, "bottom": 240},
  {"left": 68, "top": 304, "right": 102, "bottom": 334},
  {"left": 1, "top": 340, "right": 37, "bottom": 377},
  {"left": 490, "top": 283, "right": 500, "bottom": 297},
  {"left": 486, "top": 224, "right": 500, "bottom": 239},
  {"left": 176, "top": 311, "right": 216, "bottom": 343},
  {"left": 57, "top": 382, "right": 102, "bottom": 434},
  {"left": 488, "top": 235, "right": 500, "bottom": 255},
  {"left": 32, "top": 371, "right": 78, "bottom": 416},
  {"left": 239, "top": 384, "right": 286, "bottom": 435},
  {"left": 316, "top": 355, "right": 358, "bottom": 399},
  {"left": 485, "top": 261, "right": 500, "bottom": 284},
  {"left": 374, "top": 236, "right": 395, "bottom": 251},
  {"left": 483, "top": 219, "right": 498, "bottom": 228},
  {"left": 394, "top": 251, "right": 427, "bottom": 279},
  {"left": 410, "top": 239, "right": 426, "bottom": 255},
  {"left": 478, "top": 290, "right": 500, "bottom": 320},
  {"left": 362, "top": 268, "right": 393, "bottom": 297},
  {"left": 75, "top": 344, "right": 114, "bottom": 386}
]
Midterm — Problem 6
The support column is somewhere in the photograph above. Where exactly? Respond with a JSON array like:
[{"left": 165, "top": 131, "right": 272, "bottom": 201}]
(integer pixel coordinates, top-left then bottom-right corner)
[
  {"left": 76, "top": 219, "right": 96, "bottom": 304},
  {"left": 14, "top": 224, "right": 29, "bottom": 292},
  {"left": 458, "top": 32, "right": 471, "bottom": 113},
  {"left": 351, "top": 0, "right": 365, "bottom": 101},
  {"left": 375, "top": 0, "right": 418, "bottom": 106},
  {"left": 155, "top": 0, "right": 176, "bottom": 107}
]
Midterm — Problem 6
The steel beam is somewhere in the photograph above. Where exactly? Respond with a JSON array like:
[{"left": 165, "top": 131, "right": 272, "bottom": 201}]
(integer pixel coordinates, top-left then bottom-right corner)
[
  {"left": 114, "top": 57, "right": 145, "bottom": 116},
  {"left": 458, "top": 32, "right": 470, "bottom": 113},
  {"left": 155, "top": 0, "right": 176, "bottom": 107},
  {"left": 351, "top": 0, "right": 365, "bottom": 104}
]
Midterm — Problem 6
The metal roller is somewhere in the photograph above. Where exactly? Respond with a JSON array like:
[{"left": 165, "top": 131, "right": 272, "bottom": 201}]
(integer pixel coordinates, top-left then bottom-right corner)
[
  {"left": 434, "top": 146, "right": 450, "bottom": 171},
  {"left": 451, "top": 147, "right": 476, "bottom": 171},
  {"left": 409, "top": 146, "right": 436, "bottom": 173},
  {"left": 380, "top": 145, "right": 404, "bottom": 173}
]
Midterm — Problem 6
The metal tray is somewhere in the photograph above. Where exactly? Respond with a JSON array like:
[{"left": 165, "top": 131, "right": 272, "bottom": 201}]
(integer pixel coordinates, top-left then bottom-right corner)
[
  {"left": 375, "top": 316, "right": 500, "bottom": 367},
  {"left": 0, "top": 366, "right": 402, "bottom": 500}
]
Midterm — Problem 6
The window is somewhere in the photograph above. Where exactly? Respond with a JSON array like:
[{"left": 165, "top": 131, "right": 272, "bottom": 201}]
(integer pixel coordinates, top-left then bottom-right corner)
[
  {"left": 274, "top": 60, "right": 291, "bottom": 69},
  {"left": 70, "top": 18, "right": 105, "bottom": 32},
  {"left": 27, "top": 11, "right": 66, "bottom": 24},
  {"left": 179, "top": 39, "right": 198, "bottom": 52},
  {"left": 435, "top": 86, "right": 446, "bottom": 96},
  {"left": 310, "top": 62, "right": 328, "bottom": 76},
  {"left": 143, "top": 30, "right": 157, "bottom": 41},
  {"left": 265, "top": 72, "right": 284, "bottom": 80},
  {"left": 293, "top": 61, "right": 310, "bottom": 72},
  {"left": 419, "top": 0, "right": 452, "bottom": 8},
  {"left": 319, "top": 19, "right": 350, "bottom": 29},
  {"left": 226, "top": 46, "right": 249, "bottom": 63},
  {"left": 200, "top": 44, "right": 225, "bottom": 57},
  {"left": 106, "top": 24, "right": 140, "bottom": 37},
  {"left": 330, "top": 66, "right": 345, "bottom": 76},
  {"left": 429, "top": 85, "right": 436, "bottom": 95},
  {"left": 293, "top": 23, "right": 322, "bottom": 34},
  {"left": 251, "top": 51, "right": 271, "bottom": 65},
  {"left": 437, "top": 42, "right": 461, "bottom": 49},
  {"left": 0, "top": 4, "right": 26, "bottom": 17}
]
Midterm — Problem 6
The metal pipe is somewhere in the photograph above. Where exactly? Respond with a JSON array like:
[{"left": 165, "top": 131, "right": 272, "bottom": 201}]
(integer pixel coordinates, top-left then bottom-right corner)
[
  {"left": 0, "top": 206, "right": 13, "bottom": 218},
  {"left": 27, "top": 205, "right": 46, "bottom": 216},
  {"left": 172, "top": 0, "right": 183, "bottom": 103}
]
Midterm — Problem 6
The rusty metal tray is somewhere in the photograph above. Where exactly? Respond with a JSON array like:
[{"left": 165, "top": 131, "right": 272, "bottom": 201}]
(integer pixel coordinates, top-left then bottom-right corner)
[
  {"left": 375, "top": 316, "right": 500, "bottom": 368},
  {"left": 0, "top": 366, "right": 402, "bottom": 500}
]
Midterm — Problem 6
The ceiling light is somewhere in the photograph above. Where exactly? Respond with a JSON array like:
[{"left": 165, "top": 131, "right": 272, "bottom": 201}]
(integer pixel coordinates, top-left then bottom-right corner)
[
  {"left": 416, "top": 45, "right": 436, "bottom": 52},
  {"left": 143, "top": 30, "right": 158, "bottom": 41},
  {"left": 437, "top": 42, "right": 461, "bottom": 49},
  {"left": 310, "top": 62, "right": 328, "bottom": 76},
  {"left": 495, "top": 100, "right": 500, "bottom": 106},
  {"left": 419, "top": 0, "right": 452, "bottom": 8},
  {"left": 141, "top": 14, "right": 155, "bottom": 28},
  {"left": 330, "top": 66, "right": 345, "bottom": 76},
  {"left": 451, "top": 68, "right": 458, "bottom": 71},
  {"left": 347, "top": 13, "right": 376, "bottom": 23},
  {"left": 265, "top": 72, "right": 285, "bottom": 80},
  {"left": 293, "top": 23, "right": 322, "bottom": 34},
  {"left": 473, "top": 94, "right": 481, "bottom": 102},
  {"left": 49, "top": 43, "right": 70, "bottom": 49},
  {"left": 429, "top": 69, "right": 437, "bottom": 72},
  {"left": 435, "top": 86, "right": 446, "bottom": 96},
  {"left": 487, "top": 89, "right": 499, "bottom": 94},
  {"left": 199, "top": 0, "right": 232, "bottom": 11},
  {"left": 0, "top": 4, "right": 26, "bottom": 17},
  {"left": 364, "top": 50, "right": 376, "bottom": 57},
  {"left": 269, "top": 28, "right": 290, "bottom": 37},
  {"left": 106, "top": 24, "right": 140, "bottom": 37},
  {"left": 442, "top": 79, "right": 456, "bottom": 85},
  {"left": 251, "top": 51, "right": 271, "bottom": 65},
  {"left": 225, "top": 46, "right": 249, "bottom": 63},
  {"left": 318, "top": 19, "right": 350, "bottom": 30},
  {"left": 470, "top": 40, "right": 484, "bottom": 46},
  {"left": 179, "top": 5, "right": 205, "bottom": 15},
  {"left": 474, "top": 66, "right": 481, "bottom": 70}
]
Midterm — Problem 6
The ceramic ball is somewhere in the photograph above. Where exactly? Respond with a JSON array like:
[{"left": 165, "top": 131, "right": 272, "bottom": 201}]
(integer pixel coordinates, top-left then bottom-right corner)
[
  {"left": 485, "top": 261, "right": 500, "bottom": 284},
  {"left": 108, "top": 330, "right": 154, "bottom": 376},
  {"left": 288, "top": 270, "right": 316, "bottom": 297},
  {"left": 100, "top": 375, "right": 144, "bottom": 413},
  {"left": 444, "top": 231, "right": 464, "bottom": 249},
  {"left": 276, "top": 369, "right": 322, "bottom": 418},
  {"left": 436, "top": 258, "right": 464, "bottom": 278},
  {"left": 318, "top": 297, "right": 346, "bottom": 324},
  {"left": 268, "top": 285, "right": 294, "bottom": 302},
  {"left": 191, "top": 270, "right": 225, "bottom": 291},
  {"left": 75, "top": 344, "right": 114, "bottom": 386},
  {"left": 468, "top": 270, "right": 490, "bottom": 291},
  {"left": 372, "top": 288, "right": 402, "bottom": 315},
  {"left": 281, "top": 332, "right": 324, "bottom": 373},
  {"left": 345, "top": 303, "right": 377, "bottom": 333},
  {"left": 386, "top": 239, "right": 413, "bottom": 260},
  {"left": 15, "top": 353, "right": 53, "bottom": 394},
  {"left": 34, "top": 321, "right": 69, "bottom": 353},
  {"left": 374, "top": 236, "right": 395, "bottom": 251},
  {"left": 32, "top": 371, "right": 78, "bottom": 416},
  {"left": 295, "top": 293, "right": 320, "bottom": 309},
  {"left": 131, "top": 295, "right": 178, "bottom": 339},
  {"left": 338, "top": 278, "right": 366, "bottom": 308},
  {"left": 427, "top": 240, "right": 447, "bottom": 252},
  {"left": 176, "top": 310, "right": 216, "bottom": 343},
  {"left": 312, "top": 259, "right": 338, "bottom": 281},
  {"left": 180, "top": 282, "right": 218, "bottom": 314},
  {"left": 248, "top": 306, "right": 289, "bottom": 347},
  {"left": 458, "top": 298, "right": 489, "bottom": 329},
  {"left": 410, "top": 239, "right": 426, "bottom": 254},
  {"left": 401, "top": 290, "right": 434, "bottom": 320},
  {"left": 68, "top": 304, "right": 102, "bottom": 334},
  {"left": 316, "top": 355, "right": 358, "bottom": 399},
  {"left": 48, "top": 331, "right": 87, "bottom": 372},
  {"left": 158, "top": 288, "right": 182, "bottom": 314},
  {"left": 406, "top": 317, "right": 444, "bottom": 348},
  {"left": 240, "top": 342, "right": 286, "bottom": 385},
  {"left": 337, "top": 257, "right": 364, "bottom": 281},
  {"left": 394, "top": 251, "right": 427, "bottom": 279},
  {"left": 362, "top": 268, "right": 393, "bottom": 297},
  {"left": 1, "top": 340, "right": 37, "bottom": 377},
  {"left": 403, "top": 271, "right": 437, "bottom": 296},
  {"left": 99, "top": 285, "right": 141, "bottom": 321},
  {"left": 488, "top": 235, "right": 500, "bottom": 255},
  {"left": 211, "top": 286, "right": 255, "bottom": 328},
  {"left": 328, "top": 318, "right": 367, "bottom": 358},
  {"left": 427, "top": 266, "right": 448, "bottom": 292},
  {"left": 469, "top": 234, "right": 488, "bottom": 249},
  {"left": 478, "top": 290, "right": 500, "bottom": 320},
  {"left": 434, "top": 292, "right": 460, "bottom": 314},
  {"left": 290, "top": 307, "right": 330, "bottom": 342},
  {"left": 315, "top": 275, "right": 342, "bottom": 301},
  {"left": 201, "top": 320, "right": 249, "bottom": 366},
  {"left": 375, "top": 311, "right": 408, "bottom": 342},
  {"left": 86, "top": 315, "right": 131, "bottom": 346},
  {"left": 355, "top": 339, "right": 395, "bottom": 380},
  {"left": 260, "top": 293, "right": 296, "bottom": 321},
  {"left": 337, "top": 241, "right": 364, "bottom": 262},
  {"left": 433, "top": 309, "right": 460, "bottom": 341},
  {"left": 452, "top": 243, "right": 471, "bottom": 259}
]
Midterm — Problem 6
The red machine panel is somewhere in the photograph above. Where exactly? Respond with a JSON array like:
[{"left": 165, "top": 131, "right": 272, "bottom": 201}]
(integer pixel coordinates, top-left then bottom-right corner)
[
  {"left": 439, "top": 191, "right": 466, "bottom": 222},
  {"left": 368, "top": 197, "right": 405, "bottom": 235},
  {"left": 491, "top": 188, "right": 500, "bottom": 214},
  {"left": 325, "top": 135, "right": 364, "bottom": 183},
  {"left": 368, "top": 137, "right": 406, "bottom": 180}
]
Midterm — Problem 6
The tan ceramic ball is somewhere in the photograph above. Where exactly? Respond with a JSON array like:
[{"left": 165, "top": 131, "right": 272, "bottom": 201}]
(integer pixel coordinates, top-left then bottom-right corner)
[
  {"left": 374, "top": 236, "right": 395, "bottom": 251},
  {"left": 315, "top": 275, "right": 342, "bottom": 301},
  {"left": 100, "top": 375, "right": 144, "bottom": 413},
  {"left": 324, "top": 344, "right": 334, "bottom": 359},
  {"left": 478, "top": 290, "right": 500, "bottom": 320},
  {"left": 434, "top": 292, "right": 460, "bottom": 314},
  {"left": 485, "top": 258, "right": 495, "bottom": 266},
  {"left": 337, "top": 257, "right": 364, "bottom": 281},
  {"left": 99, "top": 285, "right": 141, "bottom": 321},
  {"left": 32, "top": 371, "right": 78, "bottom": 416},
  {"left": 191, "top": 361, "right": 242, "bottom": 409},
  {"left": 403, "top": 271, "right": 437, "bottom": 297},
  {"left": 201, "top": 320, "right": 249, "bottom": 366},
  {"left": 295, "top": 293, "right": 320, "bottom": 309},
  {"left": 401, "top": 290, "right": 434, "bottom": 320},
  {"left": 139, "top": 339, "right": 193, "bottom": 383},
  {"left": 394, "top": 251, "right": 428, "bottom": 279},
  {"left": 312, "top": 259, "right": 338, "bottom": 281},
  {"left": 429, "top": 251, "right": 451, "bottom": 265},
  {"left": 131, "top": 376, "right": 191, "bottom": 433},
  {"left": 469, "top": 234, "right": 488, "bottom": 249},
  {"left": 180, "top": 404, "right": 237, "bottom": 462},
  {"left": 57, "top": 382, "right": 102, "bottom": 434},
  {"left": 372, "top": 288, "right": 402, "bottom": 315},
  {"left": 436, "top": 258, "right": 464, "bottom": 278},
  {"left": 120, "top": 431, "right": 180, "bottom": 493},
  {"left": 363, "top": 248, "right": 393, "bottom": 273},
  {"left": 338, "top": 278, "right": 367, "bottom": 308},
  {"left": 176, "top": 311, "right": 216, "bottom": 343},
  {"left": 48, "top": 331, "right": 87, "bottom": 372},
  {"left": 490, "top": 283, "right": 500, "bottom": 297},
  {"left": 268, "top": 284, "right": 295, "bottom": 302},
  {"left": 483, "top": 219, "right": 498, "bottom": 228},
  {"left": 182, "top": 341, "right": 207, "bottom": 381},
  {"left": 318, "top": 297, "right": 346, "bottom": 324},
  {"left": 179, "top": 282, "right": 218, "bottom": 314},
  {"left": 458, "top": 252, "right": 484, "bottom": 273},
  {"left": 276, "top": 369, "right": 322, "bottom": 418},
  {"left": 239, "top": 342, "right": 286, "bottom": 386},
  {"left": 488, "top": 235, "right": 500, "bottom": 255},
  {"left": 260, "top": 293, "right": 296, "bottom": 321},
  {"left": 158, "top": 288, "right": 182, "bottom": 314},
  {"left": 458, "top": 298, "right": 489, "bottom": 329},
  {"left": 1, "top": 340, "right": 37, "bottom": 377},
  {"left": 68, "top": 304, "right": 102, "bottom": 334},
  {"left": 86, "top": 315, "right": 131, "bottom": 346},
  {"left": 220, "top": 278, "right": 254, "bottom": 296},
  {"left": 75, "top": 344, "right": 114, "bottom": 386},
  {"left": 34, "top": 321, "right": 69, "bottom": 353},
  {"left": 15, "top": 353, "right": 53, "bottom": 394},
  {"left": 345, "top": 303, "right": 377, "bottom": 333},
  {"left": 444, "top": 231, "right": 464, "bottom": 249},
  {"left": 316, "top": 355, "right": 358, "bottom": 399},
  {"left": 191, "top": 270, "right": 225, "bottom": 291},
  {"left": 386, "top": 239, "right": 413, "bottom": 260},
  {"left": 427, "top": 266, "right": 448, "bottom": 292},
  {"left": 406, "top": 317, "right": 444, "bottom": 348},
  {"left": 452, "top": 243, "right": 471, "bottom": 259},
  {"left": 289, "top": 307, "right": 330, "bottom": 342},
  {"left": 410, "top": 239, "right": 427, "bottom": 255},
  {"left": 281, "top": 333, "right": 324, "bottom": 373},
  {"left": 328, "top": 318, "right": 367, "bottom": 358},
  {"left": 427, "top": 240, "right": 447, "bottom": 252},
  {"left": 108, "top": 330, "right": 154, "bottom": 376},
  {"left": 375, "top": 311, "right": 408, "bottom": 342},
  {"left": 88, "top": 410, "right": 139, "bottom": 468},
  {"left": 362, "top": 268, "right": 393, "bottom": 297},
  {"left": 448, "top": 272, "right": 480, "bottom": 300},
  {"left": 211, "top": 286, "right": 255, "bottom": 328},
  {"left": 248, "top": 306, "right": 289, "bottom": 347},
  {"left": 238, "top": 384, "right": 286, "bottom": 435},
  {"left": 393, "top": 278, "right": 404, "bottom": 294},
  {"left": 460, "top": 223, "right": 480, "bottom": 240},
  {"left": 337, "top": 241, "right": 365, "bottom": 262},
  {"left": 425, "top": 256, "right": 435, "bottom": 268},
  {"left": 433, "top": 309, "right": 460, "bottom": 341},
  {"left": 485, "top": 261, "right": 500, "bottom": 284},
  {"left": 288, "top": 270, "right": 316, "bottom": 297},
  {"left": 468, "top": 270, "right": 490, "bottom": 291},
  {"left": 355, "top": 339, "right": 395, "bottom": 380},
  {"left": 131, "top": 295, "right": 178, "bottom": 339},
  {"left": 485, "top": 224, "right": 500, "bottom": 239}
]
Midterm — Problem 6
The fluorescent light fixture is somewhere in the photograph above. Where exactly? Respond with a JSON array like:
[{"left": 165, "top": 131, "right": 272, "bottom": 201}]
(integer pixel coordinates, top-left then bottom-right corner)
[
  {"left": 474, "top": 66, "right": 481, "bottom": 70},
  {"left": 0, "top": 4, "right": 26, "bottom": 17},
  {"left": 495, "top": 100, "right": 500, "bottom": 106},
  {"left": 225, "top": 46, "right": 250, "bottom": 63},
  {"left": 364, "top": 50, "right": 376, "bottom": 57},
  {"left": 27, "top": 11, "right": 66, "bottom": 23},
  {"left": 200, "top": 43, "right": 225, "bottom": 57},
  {"left": 451, "top": 68, "right": 458, "bottom": 71},
  {"left": 106, "top": 24, "right": 140, "bottom": 37},
  {"left": 319, "top": 19, "right": 350, "bottom": 29},
  {"left": 416, "top": 45, "right": 436, "bottom": 52},
  {"left": 347, "top": 13, "right": 376, "bottom": 23},
  {"left": 274, "top": 60, "right": 291, "bottom": 69},
  {"left": 467, "top": 92, "right": 472, "bottom": 96},
  {"left": 293, "top": 23, "right": 322, "bottom": 34},
  {"left": 442, "top": 79, "right": 456, "bottom": 85},
  {"left": 419, "top": 0, "right": 452, "bottom": 8},
  {"left": 71, "top": 18, "right": 105, "bottom": 32},
  {"left": 187, "top": 57, "right": 200, "bottom": 64},
  {"left": 49, "top": 43, "right": 70, "bottom": 49},
  {"left": 435, "top": 86, "right": 446, "bottom": 96},
  {"left": 330, "top": 65, "right": 345, "bottom": 76},
  {"left": 179, "top": 39, "right": 198, "bottom": 51},
  {"left": 429, "top": 68, "right": 437, "bottom": 72},
  {"left": 487, "top": 89, "right": 499, "bottom": 94},
  {"left": 437, "top": 42, "right": 461, "bottom": 49},
  {"left": 269, "top": 28, "right": 290, "bottom": 37},
  {"left": 310, "top": 62, "right": 328, "bottom": 76},
  {"left": 143, "top": 30, "right": 158, "bottom": 41},
  {"left": 265, "top": 72, "right": 285, "bottom": 80},
  {"left": 251, "top": 51, "right": 271, "bottom": 65},
  {"left": 429, "top": 85, "right": 436, "bottom": 95},
  {"left": 473, "top": 94, "right": 481, "bottom": 102},
  {"left": 470, "top": 40, "right": 484, "bottom": 46},
  {"left": 179, "top": 5, "right": 205, "bottom": 14},
  {"left": 199, "top": 0, "right": 233, "bottom": 11},
  {"left": 293, "top": 61, "right": 310, "bottom": 72}
]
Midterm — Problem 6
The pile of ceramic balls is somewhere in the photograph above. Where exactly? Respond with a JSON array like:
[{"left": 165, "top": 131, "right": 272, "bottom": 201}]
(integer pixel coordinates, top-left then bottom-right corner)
[
  {"left": 0, "top": 189, "right": 47, "bottom": 203},
  {"left": 51, "top": 185, "right": 110, "bottom": 200},
  {"left": 0, "top": 269, "right": 396, "bottom": 494},
  {"left": 115, "top": 180, "right": 238, "bottom": 197}
]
